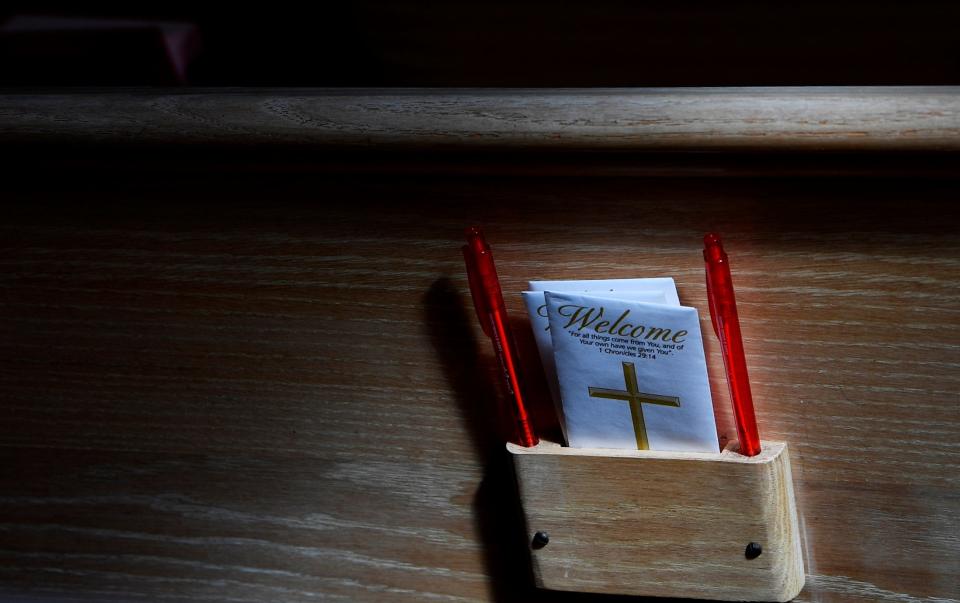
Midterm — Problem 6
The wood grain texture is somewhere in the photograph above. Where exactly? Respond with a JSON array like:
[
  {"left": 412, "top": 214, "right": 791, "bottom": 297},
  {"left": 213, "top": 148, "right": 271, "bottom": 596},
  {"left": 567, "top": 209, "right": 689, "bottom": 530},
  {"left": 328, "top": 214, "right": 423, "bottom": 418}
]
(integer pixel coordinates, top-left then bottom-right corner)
[
  {"left": 1, "top": 87, "right": 959, "bottom": 152},
  {"left": 0, "top": 91, "right": 959, "bottom": 602},
  {"left": 510, "top": 440, "right": 804, "bottom": 601}
]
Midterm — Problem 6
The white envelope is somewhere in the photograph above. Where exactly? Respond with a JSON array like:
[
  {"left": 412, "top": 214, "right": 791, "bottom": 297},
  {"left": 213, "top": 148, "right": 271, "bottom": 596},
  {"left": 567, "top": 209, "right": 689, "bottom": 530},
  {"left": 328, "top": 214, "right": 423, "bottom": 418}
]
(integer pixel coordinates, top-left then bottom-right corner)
[
  {"left": 527, "top": 277, "right": 680, "bottom": 305},
  {"left": 545, "top": 291, "right": 719, "bottom": 453}
]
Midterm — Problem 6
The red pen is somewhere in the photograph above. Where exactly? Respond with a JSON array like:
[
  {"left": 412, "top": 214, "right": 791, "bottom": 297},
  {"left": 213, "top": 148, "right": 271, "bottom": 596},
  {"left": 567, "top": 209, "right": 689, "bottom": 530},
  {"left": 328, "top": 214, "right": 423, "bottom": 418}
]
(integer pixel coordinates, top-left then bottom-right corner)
[
  {"left": 462, "top": 226, "right": 539, "bottom": 447},
  {"left": 703, "top": 233, "right": 761, "bottom": 457}
]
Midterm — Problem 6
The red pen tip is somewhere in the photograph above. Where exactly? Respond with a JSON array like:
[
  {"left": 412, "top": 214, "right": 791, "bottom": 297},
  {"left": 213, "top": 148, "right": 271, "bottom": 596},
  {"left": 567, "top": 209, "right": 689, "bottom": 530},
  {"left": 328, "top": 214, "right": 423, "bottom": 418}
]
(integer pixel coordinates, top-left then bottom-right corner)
[
  {"left": 703, "top": 232, "right": 726, "bottom": 263},
  {"left": 465, "top": 225, "right": 488, "bottom": 255}
]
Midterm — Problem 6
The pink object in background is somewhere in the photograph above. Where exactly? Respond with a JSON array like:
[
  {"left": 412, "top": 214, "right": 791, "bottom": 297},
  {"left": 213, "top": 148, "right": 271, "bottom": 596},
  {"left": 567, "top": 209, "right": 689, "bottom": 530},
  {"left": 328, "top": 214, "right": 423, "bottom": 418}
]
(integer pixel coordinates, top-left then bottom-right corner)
[{"left": 1, "top": 15, "right": 202, "bottom": 84}]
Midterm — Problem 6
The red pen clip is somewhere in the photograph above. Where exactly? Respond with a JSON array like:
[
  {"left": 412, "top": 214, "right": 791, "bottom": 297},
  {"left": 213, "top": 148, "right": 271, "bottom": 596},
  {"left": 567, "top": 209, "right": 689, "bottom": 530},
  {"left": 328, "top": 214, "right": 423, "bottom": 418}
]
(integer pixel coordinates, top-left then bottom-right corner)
[{"left": 462, "top": 242, "right": 492, "bottom": 337}]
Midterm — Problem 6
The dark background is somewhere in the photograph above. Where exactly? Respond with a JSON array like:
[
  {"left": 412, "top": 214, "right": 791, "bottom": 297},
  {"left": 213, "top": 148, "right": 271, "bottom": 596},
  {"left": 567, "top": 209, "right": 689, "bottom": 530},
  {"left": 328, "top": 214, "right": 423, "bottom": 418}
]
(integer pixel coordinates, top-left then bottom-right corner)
[{"left": 2, "top": 1, "right": 960, "bottom": 86}]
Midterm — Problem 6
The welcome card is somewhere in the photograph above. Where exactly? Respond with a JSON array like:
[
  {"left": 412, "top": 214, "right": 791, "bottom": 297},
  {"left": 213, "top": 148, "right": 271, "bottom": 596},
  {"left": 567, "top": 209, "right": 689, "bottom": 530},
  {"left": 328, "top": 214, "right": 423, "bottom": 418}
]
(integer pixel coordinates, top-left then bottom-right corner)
[
  {"left": 545, "top": 291, "right": 719, "bottom": 452},
  {"left": 522, "top": 278, "right": 680, "bottom": 440}
]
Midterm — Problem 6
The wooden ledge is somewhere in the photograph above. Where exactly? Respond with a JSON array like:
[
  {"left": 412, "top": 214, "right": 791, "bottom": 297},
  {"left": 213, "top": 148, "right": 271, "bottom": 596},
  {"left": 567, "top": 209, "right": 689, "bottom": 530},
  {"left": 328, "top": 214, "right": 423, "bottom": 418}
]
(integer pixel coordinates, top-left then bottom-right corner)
[{"left": 1, "top": 87, "right": 958, "bottom": 153}]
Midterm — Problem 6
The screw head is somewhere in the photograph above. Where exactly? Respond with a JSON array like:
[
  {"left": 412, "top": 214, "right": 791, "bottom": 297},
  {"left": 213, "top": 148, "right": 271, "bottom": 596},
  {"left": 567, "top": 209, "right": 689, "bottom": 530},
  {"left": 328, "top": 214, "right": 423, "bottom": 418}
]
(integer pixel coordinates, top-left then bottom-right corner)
[
  {"left": 531, "top": 531, "right": 550, "bottom": 549},
  {"left": 745, "top": 542, "right": 762, "bottom": 559}
]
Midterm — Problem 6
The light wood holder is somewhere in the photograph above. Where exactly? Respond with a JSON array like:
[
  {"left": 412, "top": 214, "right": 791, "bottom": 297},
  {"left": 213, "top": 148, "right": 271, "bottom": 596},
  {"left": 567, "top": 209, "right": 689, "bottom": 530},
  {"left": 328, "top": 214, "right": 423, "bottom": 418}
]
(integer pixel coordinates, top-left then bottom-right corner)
[{"left": 508, "top": 439, "right": 805, "bottom": 602}]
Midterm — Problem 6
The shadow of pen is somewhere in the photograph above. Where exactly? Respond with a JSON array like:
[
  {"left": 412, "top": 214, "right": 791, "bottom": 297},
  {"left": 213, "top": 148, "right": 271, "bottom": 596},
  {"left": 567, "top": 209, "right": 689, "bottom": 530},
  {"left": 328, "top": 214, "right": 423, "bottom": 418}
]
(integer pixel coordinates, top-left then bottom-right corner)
[{"left": 424, "top": 276, "right": 539, "bottom": 601}]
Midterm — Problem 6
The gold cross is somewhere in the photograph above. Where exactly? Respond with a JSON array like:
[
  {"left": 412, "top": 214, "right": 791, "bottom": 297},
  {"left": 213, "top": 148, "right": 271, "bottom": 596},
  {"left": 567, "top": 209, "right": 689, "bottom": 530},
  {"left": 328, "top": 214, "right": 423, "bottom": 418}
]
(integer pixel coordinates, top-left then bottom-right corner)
[{"left": 588, "top": 361, "right": 680, "bottom": 450}]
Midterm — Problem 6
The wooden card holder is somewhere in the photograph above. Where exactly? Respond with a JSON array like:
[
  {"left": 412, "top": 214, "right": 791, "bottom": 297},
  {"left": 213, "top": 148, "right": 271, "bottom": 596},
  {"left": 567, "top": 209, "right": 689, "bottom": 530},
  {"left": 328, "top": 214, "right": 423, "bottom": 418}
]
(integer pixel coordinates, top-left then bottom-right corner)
[{"left": 508, "top": 440, "right": 804, "bottom": 602}]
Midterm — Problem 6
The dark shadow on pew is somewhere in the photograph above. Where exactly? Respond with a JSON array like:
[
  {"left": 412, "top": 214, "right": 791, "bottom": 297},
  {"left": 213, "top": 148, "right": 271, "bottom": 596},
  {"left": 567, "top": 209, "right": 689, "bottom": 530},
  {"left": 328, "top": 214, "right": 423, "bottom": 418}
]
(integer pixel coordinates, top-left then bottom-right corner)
[{"left": 424, "top": 276, "right": 538, "bottom": 602}]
